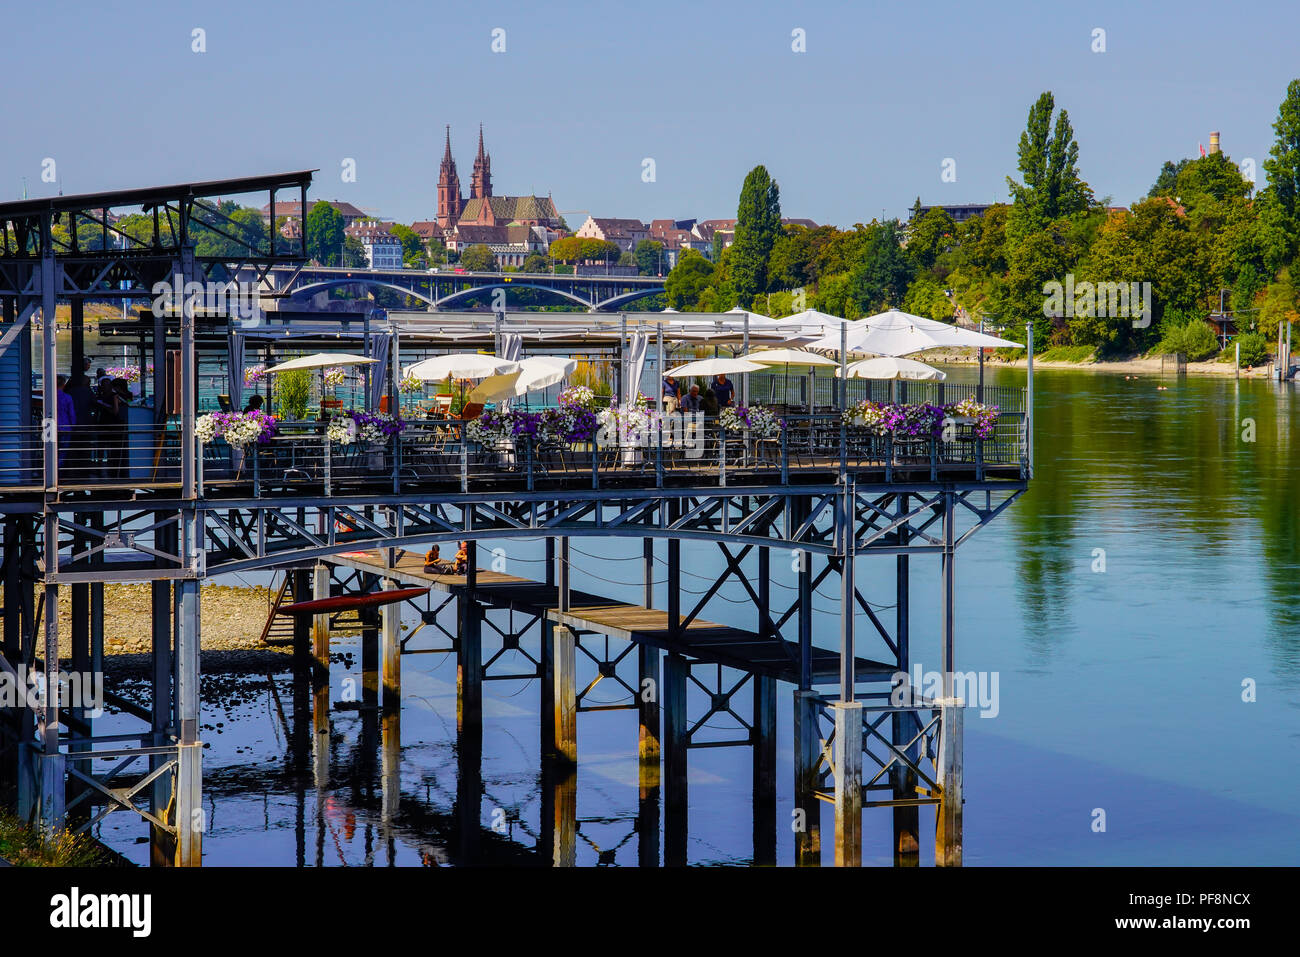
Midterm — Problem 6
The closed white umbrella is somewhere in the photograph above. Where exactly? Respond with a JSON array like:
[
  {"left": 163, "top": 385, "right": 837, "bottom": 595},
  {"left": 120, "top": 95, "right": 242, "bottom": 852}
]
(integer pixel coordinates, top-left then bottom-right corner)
[
  {"left": 468, "top": 356, "right": 577, "bottom": 403},
  {"left": 836, "top": 356, "right": 947, "bottom": 380},
  {"left": 666, "top": 357, "right": 767, "bottom": 376},
  {"left": 404, "top": 353, "right": 521, "bottom": 381},
  {"left": 265, "top": 352, "right": 381, "bottom": 373}
]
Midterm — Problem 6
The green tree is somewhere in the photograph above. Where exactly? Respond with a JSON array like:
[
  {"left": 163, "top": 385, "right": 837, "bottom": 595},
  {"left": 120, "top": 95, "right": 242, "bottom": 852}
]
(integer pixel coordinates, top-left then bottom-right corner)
[
  {"left": 521, "top": 252, "right": 549, "bottom": 273},
  {"left": 390, "top": 224, "right": 426, "bottom": 265},
  {"left": 1149, "top": 159, "right": 1190, "bottom": 197},
  {"left": 1261, "top": 78, "right": 1300, "bottom": 266},
  {"left": 730, "top": 165, "right": 782, "bottom": 305},
  {"left": 305, "top": 201, "right": 345, "bottom": 266},
  {"left": 847, "top": 221, "right": 914, "bottom": 313},
  {"left": 634, "top": 239, "right": 665, "bottom": 276},
  {"left": 1006, "top": 92, "right": 1094, "bottom": 237},
  {"left": 460, "top": 243, "right": 496, "bottom": 272},
  {"left": 663, "top": 249, "right": 714, "bottom": 309},
  {"left": 906, "top": 207, "right": 956, "bottom": 270},
  {"left": 342, "top": 235, "right": 367, "bottom": 268}
]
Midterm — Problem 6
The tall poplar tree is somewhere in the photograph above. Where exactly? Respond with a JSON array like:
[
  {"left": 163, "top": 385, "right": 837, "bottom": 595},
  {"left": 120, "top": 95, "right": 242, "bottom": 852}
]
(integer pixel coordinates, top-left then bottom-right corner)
[{"left": 730, "top": 165, "right": 782, "bottom": 306}]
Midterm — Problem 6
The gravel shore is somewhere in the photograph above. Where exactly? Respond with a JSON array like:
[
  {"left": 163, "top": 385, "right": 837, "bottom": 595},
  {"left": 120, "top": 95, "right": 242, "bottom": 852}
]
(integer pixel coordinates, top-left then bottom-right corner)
[{"left": 48, "top": 583, "right": 295, "bottom": 675}]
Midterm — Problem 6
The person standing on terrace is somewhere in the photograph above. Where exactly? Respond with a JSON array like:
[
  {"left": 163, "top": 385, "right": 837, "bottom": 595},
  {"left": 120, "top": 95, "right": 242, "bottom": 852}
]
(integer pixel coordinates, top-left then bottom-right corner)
[{"left": 712, "top": 373, "right": 735, "bottom": 408}]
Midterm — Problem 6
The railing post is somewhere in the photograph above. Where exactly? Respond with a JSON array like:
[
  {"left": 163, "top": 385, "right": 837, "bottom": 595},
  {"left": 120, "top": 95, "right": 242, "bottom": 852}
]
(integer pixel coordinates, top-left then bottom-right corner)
[
  {"left": 930, "top": 434, "right": 938, "bottom": 482},
  {"left": 324, "top": 434, "right": 331, "bottom": 496},
  {"left": 655, "top": 416, "right": 663, "bottom": 488},
  {"left": 253, "top": 441, "right": 261, "bottom": 498},
  {"left": 197, "top": 439, "right": 204, "bottom": 497},
  {"left": 526, "top": 437, "right": 534, "bottom": 492},
  {"left": 885, "top": 434, "right": 894, "bottom": 483},
  {"left": 975, "top": 434, "right": 984, "bottom": 481},
  {"left": 839, "top": 421, "right": 848, "bottom": 482},
  {"left": 460, "top": 435, "right": 468, "bottom": 493},
  {"left": 392, "top": 432, "right": 400, "bottom": 494},
  {"left": 719, "top": 428, "right": 727, "bottom": 488},
  {"left": 780, "top": 424, "right": 788, "bottom": 485}
]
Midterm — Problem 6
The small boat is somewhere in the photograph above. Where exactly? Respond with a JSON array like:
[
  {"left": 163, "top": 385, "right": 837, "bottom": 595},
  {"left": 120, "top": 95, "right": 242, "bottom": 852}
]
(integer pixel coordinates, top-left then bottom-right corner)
[{"left": 275, "top": 586, "right": 430, "bottom": 617}]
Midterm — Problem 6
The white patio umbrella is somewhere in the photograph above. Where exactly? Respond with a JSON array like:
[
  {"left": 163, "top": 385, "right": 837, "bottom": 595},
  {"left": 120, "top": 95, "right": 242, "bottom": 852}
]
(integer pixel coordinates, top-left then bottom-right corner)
[
  {"left": 807, "top": 309, "right": 1023, "bottom": 356},
  {"left": 264, "top": 352, "right": 381, "bottom": 373},
  {"left": 836, "top": 356, "right": 947, "bottom": 380},
  {"left": 740, "top": 348, "right": 840, "bottom": 369},
  {"left": 468, "top": 356, "right": 578, "bottom": 403},
  {"left": 404, "top": 353, "right": 521, "bottom": 381},
  {"left": 666, "top": 357, "right": 767, "bottom": 376}
]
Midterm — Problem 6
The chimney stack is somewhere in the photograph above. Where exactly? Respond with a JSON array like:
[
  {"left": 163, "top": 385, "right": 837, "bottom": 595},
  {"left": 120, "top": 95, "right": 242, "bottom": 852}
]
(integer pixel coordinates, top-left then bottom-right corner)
[{"left": 1209, "top": 131, "right": 1221, "bottom": 155}]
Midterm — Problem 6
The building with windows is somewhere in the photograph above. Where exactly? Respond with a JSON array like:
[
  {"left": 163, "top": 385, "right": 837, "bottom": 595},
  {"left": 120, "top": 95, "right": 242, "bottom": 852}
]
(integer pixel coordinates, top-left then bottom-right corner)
[{"left": 345, "top": 220, "right": 404, "bottom": 270}]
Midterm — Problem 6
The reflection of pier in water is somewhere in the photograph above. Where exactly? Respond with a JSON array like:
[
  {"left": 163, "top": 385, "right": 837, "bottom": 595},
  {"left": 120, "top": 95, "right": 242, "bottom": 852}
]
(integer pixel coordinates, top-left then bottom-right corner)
[{"left": 0, "top": 170, "right": 1029, "bottom": 866}]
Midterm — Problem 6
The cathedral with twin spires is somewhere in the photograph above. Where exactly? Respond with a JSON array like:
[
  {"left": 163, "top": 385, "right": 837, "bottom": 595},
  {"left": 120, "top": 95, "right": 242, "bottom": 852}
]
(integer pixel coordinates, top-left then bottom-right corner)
[{"left": 435, "top": 125, "right": 559, "bottom": 234}]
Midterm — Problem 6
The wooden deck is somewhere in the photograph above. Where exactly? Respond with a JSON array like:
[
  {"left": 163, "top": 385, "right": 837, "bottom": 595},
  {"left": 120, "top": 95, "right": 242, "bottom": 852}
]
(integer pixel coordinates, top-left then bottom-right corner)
[{"left": 327, "top": 549, "right": 891, "bottom": 684}]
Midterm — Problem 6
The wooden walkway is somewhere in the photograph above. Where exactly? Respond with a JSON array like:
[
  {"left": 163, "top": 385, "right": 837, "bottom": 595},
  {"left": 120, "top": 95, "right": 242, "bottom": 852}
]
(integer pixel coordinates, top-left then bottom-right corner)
[{"left": 327, "top": 549, "right": 891, "bottom": 684}]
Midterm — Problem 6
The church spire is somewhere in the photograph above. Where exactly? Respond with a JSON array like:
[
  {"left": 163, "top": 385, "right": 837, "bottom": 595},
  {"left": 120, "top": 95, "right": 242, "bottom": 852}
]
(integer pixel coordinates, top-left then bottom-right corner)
[{"left": 471, "top": 124, "right": 492, "bottom": 199}]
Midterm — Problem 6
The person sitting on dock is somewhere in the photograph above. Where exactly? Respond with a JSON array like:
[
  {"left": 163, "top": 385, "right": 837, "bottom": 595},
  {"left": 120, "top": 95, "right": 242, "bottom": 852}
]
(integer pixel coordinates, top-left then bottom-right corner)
[
  {"left": 453, "top": 541, "right": 469, "bottom": 574},
  {"left": 423, "top": 544, "right": 442, "bottom": 573},
  {"left": 680, "top": 384, "right": 702, "bottom": 413}
]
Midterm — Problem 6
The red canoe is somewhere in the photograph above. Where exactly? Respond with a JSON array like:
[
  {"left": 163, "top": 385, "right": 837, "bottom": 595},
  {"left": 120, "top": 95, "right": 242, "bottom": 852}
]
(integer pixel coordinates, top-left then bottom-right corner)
[{"left": 276, "top": 586, "right": 431, "bottom": 617}]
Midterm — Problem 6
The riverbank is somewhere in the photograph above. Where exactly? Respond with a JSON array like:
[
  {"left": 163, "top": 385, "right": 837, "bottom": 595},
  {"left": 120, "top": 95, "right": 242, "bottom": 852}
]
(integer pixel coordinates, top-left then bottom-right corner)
[
  {"left": 48, "top": 583, "right": 294, "bottom": 673},
  {"left": 928, "top": 350, "right": 1275, "bottom": 378}
]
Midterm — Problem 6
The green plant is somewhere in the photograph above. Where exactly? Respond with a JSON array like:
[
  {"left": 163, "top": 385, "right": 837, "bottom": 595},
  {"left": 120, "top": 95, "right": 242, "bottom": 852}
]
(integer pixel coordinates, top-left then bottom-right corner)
[
  {"left": 0, "top": 810, "right": 110, "bottom": 866},
  {"left": 1235, "top": 331, "right": 1271, "bottom": 366},
  {"left": 1155, "top": 319, "right": 1219, "bottom": 362},
  {"left": 275, "top": 368, "right": 312, "bottom": 420},
  {"left": 569, "top": 358, "right": 613, "bottom": 398}
]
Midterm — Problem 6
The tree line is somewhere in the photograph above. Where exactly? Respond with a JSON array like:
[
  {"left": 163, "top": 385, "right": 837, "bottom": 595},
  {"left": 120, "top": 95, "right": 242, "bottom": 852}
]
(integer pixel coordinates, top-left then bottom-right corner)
[{"left": 664, "top": 81, "right": 1300, "bottom": 364}]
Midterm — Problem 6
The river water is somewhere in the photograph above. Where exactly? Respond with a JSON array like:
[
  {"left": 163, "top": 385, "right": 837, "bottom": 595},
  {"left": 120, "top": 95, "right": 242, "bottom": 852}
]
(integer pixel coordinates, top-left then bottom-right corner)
[{"left": 91, "top": 364, "right": 1300, "bottom": 865}]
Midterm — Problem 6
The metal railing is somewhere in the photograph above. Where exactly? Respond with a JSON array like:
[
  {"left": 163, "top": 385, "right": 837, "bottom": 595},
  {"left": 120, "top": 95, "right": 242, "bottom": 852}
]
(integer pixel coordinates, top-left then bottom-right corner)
[{"left": 0, "top": 393, "right": 1028, "bottom": 494}]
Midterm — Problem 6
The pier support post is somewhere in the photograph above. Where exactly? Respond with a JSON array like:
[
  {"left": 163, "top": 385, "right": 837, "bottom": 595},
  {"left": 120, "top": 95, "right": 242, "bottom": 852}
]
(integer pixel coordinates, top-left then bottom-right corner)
[
  {"left": 174, "top": 577, "right": 202, "bottom": 866},
  {"left": 311, "top": 563, "right": 331, "bottom": 659},
  {"left": 793, "top": 689, "right": 822, "bottom": 866},
  {"left": 150, "top": 571, "right": 173, "bottom": 865},
  {"left": 639, "top": 538, "right": 660, "bottom": 782},
  {"left": 892, "top": 499, "right": 920, "bottom": 866},
  {"left": 662, "top": 652, "right": 688, "bottom": 865},
  {"left": 832, "top": 701, "right": 863, "bottom": 867},
  {"left": 292, "top": 568, "right": 311, "bottom": 664},
  {"left": 551, "top": 626, "right": 577, "bottom": 765},
  {"left": 752, "top": 673, "right": 777, "bottom": 865},
  {"left": 541, "top": 762, "right": 577, "bottom": 867},
  {"left": 381, "top": 577, "right": 401, "bottom": 713},
  {"left": 545, "top": 538, "right": 576, "bottom": 765},
  {"left": 936, "top": 699, "right": 964, "bottom": 867},
  {"left": 458, "top": 542, "right": 481, "bottom": 732},
  {"left": 37, "top": 582, "right": 64, "bottom": 836}
]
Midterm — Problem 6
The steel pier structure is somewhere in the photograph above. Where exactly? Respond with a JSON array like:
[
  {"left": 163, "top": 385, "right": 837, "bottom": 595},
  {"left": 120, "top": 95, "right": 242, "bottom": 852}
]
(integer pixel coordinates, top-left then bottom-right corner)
[{"left": 0, "top": 173, "right": 1031, "bottom": 866}]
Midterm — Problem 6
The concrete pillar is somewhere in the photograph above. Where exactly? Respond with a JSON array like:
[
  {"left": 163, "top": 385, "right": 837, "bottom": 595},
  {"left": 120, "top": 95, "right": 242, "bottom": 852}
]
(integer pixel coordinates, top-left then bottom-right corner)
[
  {"left": 381, "top": 578, "right": 401, "bottom": 712},
  {"left": 832, "top": 701, "right": 863, "bottom": 867},
  {"left": 311, "top": 562, "right": 331, "bottom": 658},
  {"left": 173, "top": 576, "right": 202, "bottom": 866},
  {"left": 936, "top": 699, "right": 964, "bottom": 867}
]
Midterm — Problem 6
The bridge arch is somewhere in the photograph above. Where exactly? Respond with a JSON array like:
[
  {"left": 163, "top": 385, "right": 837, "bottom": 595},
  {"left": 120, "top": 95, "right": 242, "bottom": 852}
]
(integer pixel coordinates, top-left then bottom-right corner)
[
  {"left": 288, "top": 278, "right": 437, "bottom": 307},
  {"left": 433, "top": 282, "right": 595, "bottom": 310},
  {"left": 594, "top": 286, "right": 667, "bottom": 311}
]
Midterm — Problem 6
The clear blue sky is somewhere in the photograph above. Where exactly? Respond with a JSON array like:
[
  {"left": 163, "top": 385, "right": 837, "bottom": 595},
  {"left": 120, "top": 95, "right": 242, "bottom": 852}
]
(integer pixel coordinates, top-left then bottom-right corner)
[{"left": 5, "top": 0, "right": 1299, "bottom": 227}]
